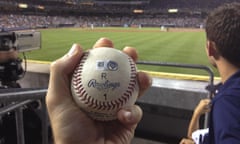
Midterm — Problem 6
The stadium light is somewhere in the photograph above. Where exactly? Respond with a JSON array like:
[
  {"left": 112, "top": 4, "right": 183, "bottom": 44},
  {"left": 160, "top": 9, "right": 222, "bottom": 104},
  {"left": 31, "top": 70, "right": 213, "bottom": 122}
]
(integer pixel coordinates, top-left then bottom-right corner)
[
  {"left": 168, "top": 9, "right": 178, "bottom": 13},
  {"left": 80, "top": 2, "right": 94, "bottom": 6},
  {"left": 133, "top": 9, "right": 144, "bottom": 14},
  {"left": 37, "top": 5, "right": 45, "bottom": 10},
  {"left": 18, "top": 3, "right": 28, "bottom": 9},
  {"left": 66, "top": 1, "right": 75, "bottom": 5}
]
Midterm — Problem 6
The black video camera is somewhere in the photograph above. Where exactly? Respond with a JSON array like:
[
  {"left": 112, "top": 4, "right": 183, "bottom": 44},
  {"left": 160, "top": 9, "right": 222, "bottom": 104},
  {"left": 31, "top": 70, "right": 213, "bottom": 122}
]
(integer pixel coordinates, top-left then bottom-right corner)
[
  {"left": 0, "top": 29, "right": 41, "bottom": 87},
  {"left": 0, "top": 30, "right": 41, "bottom": 52}
]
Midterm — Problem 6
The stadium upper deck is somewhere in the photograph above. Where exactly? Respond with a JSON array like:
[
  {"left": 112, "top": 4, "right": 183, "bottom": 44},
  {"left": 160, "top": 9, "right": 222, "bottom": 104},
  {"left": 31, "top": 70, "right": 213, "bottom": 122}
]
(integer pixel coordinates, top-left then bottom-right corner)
[
  {"left": 0, "top": 0, "right": 239, "bottom": 16},
  {"left": 0, "top": 0, "right": 239, "bottom": 29}
]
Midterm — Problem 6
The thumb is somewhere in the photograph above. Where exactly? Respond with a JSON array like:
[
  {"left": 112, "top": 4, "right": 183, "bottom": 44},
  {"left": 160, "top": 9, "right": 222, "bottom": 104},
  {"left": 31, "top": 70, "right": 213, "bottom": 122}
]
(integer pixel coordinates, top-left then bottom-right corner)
[
  {"left": 117, "top": 105, "right": 143, "bottom": 128},
  {"left": 55, "top": 44, "right": 83, "bottom": 74},
  {"left": 47, "top": 44, "right": 83, "bottom": 108}
]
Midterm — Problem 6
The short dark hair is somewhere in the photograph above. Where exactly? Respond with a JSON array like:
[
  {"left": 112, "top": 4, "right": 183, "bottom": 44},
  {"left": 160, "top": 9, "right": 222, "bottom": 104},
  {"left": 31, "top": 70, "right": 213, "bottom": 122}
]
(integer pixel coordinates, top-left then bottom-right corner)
[{"left": 205, "top": 2, "right": 240, "bottom": 66}]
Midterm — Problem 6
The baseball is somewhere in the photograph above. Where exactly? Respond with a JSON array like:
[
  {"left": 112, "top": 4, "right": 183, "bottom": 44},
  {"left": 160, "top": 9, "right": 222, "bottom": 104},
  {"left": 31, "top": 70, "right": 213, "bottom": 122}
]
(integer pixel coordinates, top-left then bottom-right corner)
[{"left": 71, "top": 47, "right": 139, "bottom": 121}]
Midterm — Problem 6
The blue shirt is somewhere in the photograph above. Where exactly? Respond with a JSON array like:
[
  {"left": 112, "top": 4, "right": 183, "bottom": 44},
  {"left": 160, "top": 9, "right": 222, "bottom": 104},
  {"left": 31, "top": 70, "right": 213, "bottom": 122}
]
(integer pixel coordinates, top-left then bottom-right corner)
[{"left": 206, "top": 70, "right": 240, "bottom": 144}]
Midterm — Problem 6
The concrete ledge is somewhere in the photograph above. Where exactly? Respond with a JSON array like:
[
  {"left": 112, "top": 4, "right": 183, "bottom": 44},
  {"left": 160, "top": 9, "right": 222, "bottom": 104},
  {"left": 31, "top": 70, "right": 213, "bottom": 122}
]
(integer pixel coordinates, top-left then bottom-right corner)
[{"left": 23, "top": 60, "right": 50, "bottom": 74}]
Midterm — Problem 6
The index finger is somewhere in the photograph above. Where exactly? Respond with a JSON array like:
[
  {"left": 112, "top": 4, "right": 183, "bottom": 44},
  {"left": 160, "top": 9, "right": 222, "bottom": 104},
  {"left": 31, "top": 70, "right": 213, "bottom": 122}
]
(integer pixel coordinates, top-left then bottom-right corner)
[{"left": 93, "top": 38, "right": 138, "bottom": 62}]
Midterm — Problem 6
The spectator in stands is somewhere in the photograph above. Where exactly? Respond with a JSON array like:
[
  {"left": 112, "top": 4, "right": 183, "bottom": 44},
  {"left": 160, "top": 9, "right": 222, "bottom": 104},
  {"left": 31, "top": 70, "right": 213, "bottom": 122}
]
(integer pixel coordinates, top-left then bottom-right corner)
[
  {"left": 0, "top": 49, "right": 21, "bottom": 88},
  {"left": 0, "top": 50, "right": 18, "bottom": 63},
  {"left": 45, "top": 37, "right": 151, "bottom": 144},
  {"left": 180, "top": 2, "right": 240, "bottom": 144}
]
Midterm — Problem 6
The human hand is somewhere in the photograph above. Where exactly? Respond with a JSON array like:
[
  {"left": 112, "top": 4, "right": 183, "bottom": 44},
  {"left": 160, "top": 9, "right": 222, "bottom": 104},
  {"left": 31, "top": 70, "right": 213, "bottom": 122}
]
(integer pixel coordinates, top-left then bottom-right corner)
[
  {"left": 194, "top": 99, "right": 211, "bottom": 116},
  {"left": 46, "top": 37, "right": 152, "bottom": 144},
  {"left": 179, "top": 138, "right": 195, "bottom": 144}
]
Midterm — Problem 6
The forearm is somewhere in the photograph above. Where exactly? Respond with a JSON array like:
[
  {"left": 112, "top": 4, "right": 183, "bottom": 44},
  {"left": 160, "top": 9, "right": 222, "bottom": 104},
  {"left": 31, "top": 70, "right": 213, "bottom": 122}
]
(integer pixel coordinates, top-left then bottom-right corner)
[{"left": 187, "top": 111, "right": 201, "bottom": 138}]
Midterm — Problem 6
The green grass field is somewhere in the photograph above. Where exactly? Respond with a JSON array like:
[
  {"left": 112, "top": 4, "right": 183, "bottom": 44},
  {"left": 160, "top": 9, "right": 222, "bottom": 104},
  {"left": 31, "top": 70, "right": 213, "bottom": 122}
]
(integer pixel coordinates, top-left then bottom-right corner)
[{"left": 24, "top": 27, "right": 218, "bottom": 76}]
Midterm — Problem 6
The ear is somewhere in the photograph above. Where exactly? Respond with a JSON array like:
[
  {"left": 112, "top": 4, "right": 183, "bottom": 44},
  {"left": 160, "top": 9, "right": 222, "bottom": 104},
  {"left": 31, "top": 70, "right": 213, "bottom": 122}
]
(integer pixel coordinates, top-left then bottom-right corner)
[{"left": 207, "top": 40, "right": 218, "bottom": 58}]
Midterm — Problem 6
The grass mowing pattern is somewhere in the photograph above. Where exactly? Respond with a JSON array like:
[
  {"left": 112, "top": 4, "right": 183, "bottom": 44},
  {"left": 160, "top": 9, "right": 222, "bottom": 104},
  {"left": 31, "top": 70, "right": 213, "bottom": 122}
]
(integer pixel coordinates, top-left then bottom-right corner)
[{"left": 24, "top": 27, "right": 218, "bottom": 76}]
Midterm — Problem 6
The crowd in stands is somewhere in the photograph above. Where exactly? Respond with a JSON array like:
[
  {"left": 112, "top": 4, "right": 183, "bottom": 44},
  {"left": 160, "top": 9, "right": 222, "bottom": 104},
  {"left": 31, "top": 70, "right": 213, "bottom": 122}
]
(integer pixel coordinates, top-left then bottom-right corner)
[
  {"left": 1, "top": 0, "right": 238, "bottom": 30},
  {"left": 3, "top": 0, "right": 238, "bottom": 29},
  {"left": 0, "top": 14, "right": 205, "bottom": 29}
]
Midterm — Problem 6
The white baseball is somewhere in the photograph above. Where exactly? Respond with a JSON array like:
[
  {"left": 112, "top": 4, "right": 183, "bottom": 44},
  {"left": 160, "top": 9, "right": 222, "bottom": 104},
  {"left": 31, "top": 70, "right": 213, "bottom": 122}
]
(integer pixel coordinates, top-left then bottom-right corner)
[{"left": 71, "top": 47, "right": 139, "bottom": 121}]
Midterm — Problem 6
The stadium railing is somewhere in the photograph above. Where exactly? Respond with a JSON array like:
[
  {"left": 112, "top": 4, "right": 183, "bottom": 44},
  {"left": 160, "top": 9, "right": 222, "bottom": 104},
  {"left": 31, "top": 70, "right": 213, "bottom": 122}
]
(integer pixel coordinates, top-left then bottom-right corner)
[
  {"left": 137, "top": 61, "right": 214, "bottom": 128},
  {"left": 0, "top": 88, "right": 48, "bottom": 144}
]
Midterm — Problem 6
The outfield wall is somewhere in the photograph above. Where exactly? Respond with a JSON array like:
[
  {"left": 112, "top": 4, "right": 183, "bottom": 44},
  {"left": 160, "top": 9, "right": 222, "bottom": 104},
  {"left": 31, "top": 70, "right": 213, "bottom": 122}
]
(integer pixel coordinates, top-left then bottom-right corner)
[{"left": 19, "top": 61, "right": 216, "bottom": 143}]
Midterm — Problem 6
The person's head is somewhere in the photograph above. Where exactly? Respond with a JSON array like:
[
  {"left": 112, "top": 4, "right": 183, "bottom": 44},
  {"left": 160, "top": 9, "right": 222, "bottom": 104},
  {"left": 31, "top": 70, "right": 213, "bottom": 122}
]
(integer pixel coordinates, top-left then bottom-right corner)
[
  {"left": 0, "top": 50, "right": 18, "bottom": 63},
  {"left": 205, "top": 2, "right": 240, "bottom": 67}
]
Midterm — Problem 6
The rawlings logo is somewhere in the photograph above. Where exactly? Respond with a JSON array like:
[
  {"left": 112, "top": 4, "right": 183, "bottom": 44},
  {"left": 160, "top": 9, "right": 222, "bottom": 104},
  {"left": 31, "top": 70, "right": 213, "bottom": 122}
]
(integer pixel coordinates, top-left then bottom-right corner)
[
  {"left": 106, "top": 61, "right": 118, "bottom": 71},
  {"left": 96, "top": 60, "right": 118, "bottom": 71},
  {"left": 88, "top": 79, "right": 120, "bottom": 90}
]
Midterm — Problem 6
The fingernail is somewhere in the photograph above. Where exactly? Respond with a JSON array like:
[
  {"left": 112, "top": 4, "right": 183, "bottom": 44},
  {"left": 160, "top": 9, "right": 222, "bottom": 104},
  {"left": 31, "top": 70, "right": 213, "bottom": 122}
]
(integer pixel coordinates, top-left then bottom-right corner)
[
  {"left": 124, "top": 111, "right": 132, "bottom": 122},
  {"left": 68, "top": 44, "right": 78, "bottom": 56}
]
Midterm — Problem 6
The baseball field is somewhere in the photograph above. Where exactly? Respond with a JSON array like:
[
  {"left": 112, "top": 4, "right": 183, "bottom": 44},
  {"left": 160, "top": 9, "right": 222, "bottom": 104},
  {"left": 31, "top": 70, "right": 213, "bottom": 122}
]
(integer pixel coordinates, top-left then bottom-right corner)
[{"left": 24, "top": 27, "right": 218, "bottom": 77}]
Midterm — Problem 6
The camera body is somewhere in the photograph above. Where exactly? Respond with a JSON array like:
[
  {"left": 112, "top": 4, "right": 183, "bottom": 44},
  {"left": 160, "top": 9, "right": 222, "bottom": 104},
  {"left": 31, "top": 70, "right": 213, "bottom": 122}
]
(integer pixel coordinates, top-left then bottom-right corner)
[
  {"left": 0, "top": 30, "right": 41, "bottom": 52},
  {"left": 0, "top": 29, "right": 41, "bottom": 87},
  {"left": 0, "top": 58, "right": 23, "bottom": 82}
]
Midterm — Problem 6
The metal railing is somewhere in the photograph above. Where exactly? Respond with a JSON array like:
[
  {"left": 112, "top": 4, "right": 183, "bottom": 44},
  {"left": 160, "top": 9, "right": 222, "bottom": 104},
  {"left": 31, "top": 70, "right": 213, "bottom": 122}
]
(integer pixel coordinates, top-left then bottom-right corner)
[
  {"left": 137, "top": 61, "right": 215, "bottom": 128},
  {"left": 0, "top": 88, "right": 48, "bottom": 144}
]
